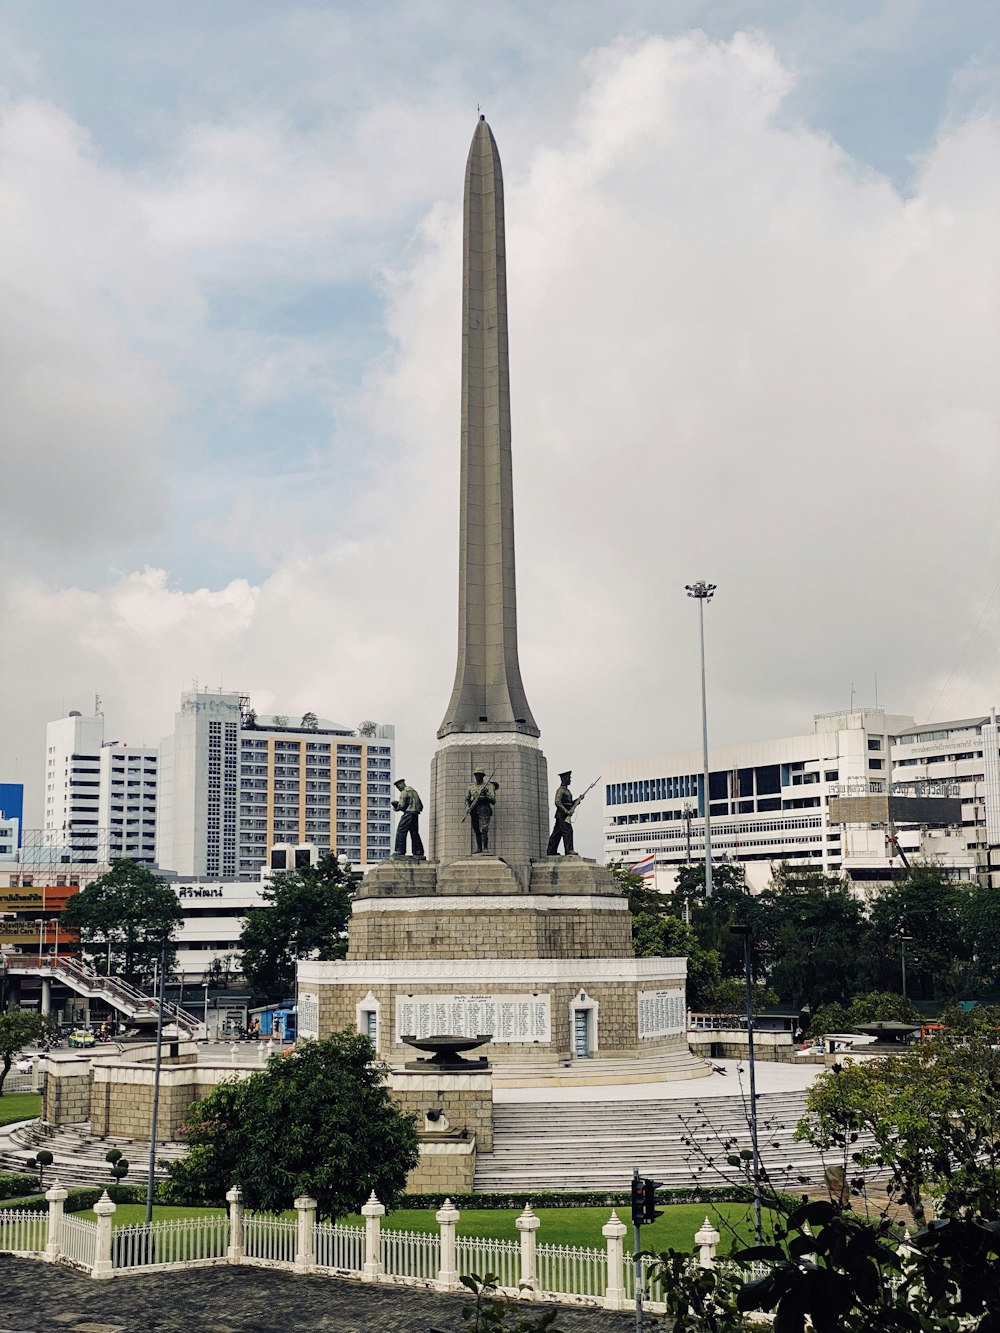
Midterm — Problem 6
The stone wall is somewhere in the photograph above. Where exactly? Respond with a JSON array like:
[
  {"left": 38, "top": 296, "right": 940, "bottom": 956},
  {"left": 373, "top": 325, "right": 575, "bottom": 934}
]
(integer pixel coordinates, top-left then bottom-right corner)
[
  {"left": 313, "top": 974, "right": 688, "bottom": 1066},
  {"left": 687, "top": 1031, "right": 827, "bottom": 1065},
  {"left": 389, "top": 1071, "right": 493, "bottom": 1152},
  {"left": 406, "top": 1141, "right": 477, "bottom": 1194},
  {"left": 348, "top": 900, "right": 632, "bottom": 961},
  {"left": 42, "top": 1056, "right": 91, "bottom": 1126}
]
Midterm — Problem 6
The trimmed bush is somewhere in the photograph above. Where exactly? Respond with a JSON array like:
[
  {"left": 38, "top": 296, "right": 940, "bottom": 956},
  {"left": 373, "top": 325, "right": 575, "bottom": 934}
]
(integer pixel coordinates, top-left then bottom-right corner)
[
  {"left": 399, "top": 1186, "right": 796, "bottom": 1212},
  {"left": 0, "top": 1172, "right": 39, "bottom": 1201}
]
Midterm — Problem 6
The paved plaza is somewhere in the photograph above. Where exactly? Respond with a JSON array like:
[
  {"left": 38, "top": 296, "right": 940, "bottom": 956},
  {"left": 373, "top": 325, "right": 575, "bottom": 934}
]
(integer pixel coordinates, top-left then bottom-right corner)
[{"left": 0, "top": 1259, "right": 638, "bottom": 1333}]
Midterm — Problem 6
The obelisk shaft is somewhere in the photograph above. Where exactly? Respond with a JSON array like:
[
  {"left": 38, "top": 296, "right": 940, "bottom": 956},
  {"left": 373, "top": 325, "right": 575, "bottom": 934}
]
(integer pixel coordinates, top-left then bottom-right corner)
[
  {"left": 439, "top": 116, "right": 538, "bottom": 739},
  {"left": 430, "top": 118, "right": 547, "bottom": 883}
]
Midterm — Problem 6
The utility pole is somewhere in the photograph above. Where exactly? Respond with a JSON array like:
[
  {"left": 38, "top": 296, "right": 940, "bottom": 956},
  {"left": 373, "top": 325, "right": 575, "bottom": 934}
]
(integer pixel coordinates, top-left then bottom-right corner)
[
  {"left": 730, "top": 924, "right": 762, "bottom": 1244},
  {"left": 685, "top": 582, "right": 716, "bottom": 898}
]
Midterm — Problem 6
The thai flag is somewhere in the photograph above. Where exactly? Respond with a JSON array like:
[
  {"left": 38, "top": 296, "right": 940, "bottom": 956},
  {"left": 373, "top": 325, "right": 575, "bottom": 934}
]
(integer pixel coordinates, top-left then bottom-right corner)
[{"left": 632, "top": 853, "right": 656, "bottom": 878}]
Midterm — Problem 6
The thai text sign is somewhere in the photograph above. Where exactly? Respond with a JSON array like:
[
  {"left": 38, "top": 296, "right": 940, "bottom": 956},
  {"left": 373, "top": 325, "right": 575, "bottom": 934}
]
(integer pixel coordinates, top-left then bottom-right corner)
[
  {"left": 395, "top": 993, "right": 551, "bottom": 1044},
  {"left": 637, "top": 989, "right": 686, "bottom": 1038}
]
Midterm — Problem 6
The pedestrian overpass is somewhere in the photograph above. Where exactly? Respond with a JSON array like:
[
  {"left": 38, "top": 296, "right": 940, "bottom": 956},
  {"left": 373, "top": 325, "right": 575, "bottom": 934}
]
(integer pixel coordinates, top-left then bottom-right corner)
[{"left": 1, "top": 954, "right": 200, "bottom": 1033}]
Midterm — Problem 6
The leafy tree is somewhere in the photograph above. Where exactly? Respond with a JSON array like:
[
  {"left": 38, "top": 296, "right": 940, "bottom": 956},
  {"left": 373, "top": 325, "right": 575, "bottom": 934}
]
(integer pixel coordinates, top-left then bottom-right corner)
[
  {"left": 960, "top": 885, "right": 1000, "bottom": 992},
  {"left": 808, "top": 990, "right": 921, "bottom": 1039},
  {"left": 239, "top": 852, "right": 355, "bottom": 1000},
  {"left": 610, "top": 865, "right": 721, "bottom": 1010},
  {"left": 868, "top": 864, "right": 971, "bottom": 1001},
  {"left": 60, "top": 860, "right": 182, "bottom": 988},
  {"left": 164, "top": 1031, "right": 419, "bottom": 1219},
  {"left": 0, "top": 1009, "right": 59, "bottom": 1095},
  {"left": 796, "top": 1037, "right": 1000, "bottom": 1223},
  {"left": 754, "top": 870, "right": 871, "bottom": 1010}
]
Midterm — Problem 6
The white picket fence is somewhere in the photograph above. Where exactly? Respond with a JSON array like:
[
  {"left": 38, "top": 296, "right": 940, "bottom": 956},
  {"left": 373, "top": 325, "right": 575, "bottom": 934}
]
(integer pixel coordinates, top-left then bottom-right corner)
[
  {"left": 245, "top": 1215, "right": 297, "bottom": 1264},
  {"left": 12, "top": 1181, "right": 733, "bottom": 1313},
  {"left": 61, "top": 1214, "right": 99, "bottom": 1269},
  {"left": 113, "top": 1215, "right": 230, "bottom": 1269},
  {"left": 380, "top": 1226, "right": 440, "bottom": 1280},
  {"left": 0, "top": 1207, "right": 47, "bottom": 1254},
  {"left": 456, "top": 1234, "right": 521, "bottom": 1290},
  {"left": 315, "top": 1221, "right": 364, "bottom": 1272}
]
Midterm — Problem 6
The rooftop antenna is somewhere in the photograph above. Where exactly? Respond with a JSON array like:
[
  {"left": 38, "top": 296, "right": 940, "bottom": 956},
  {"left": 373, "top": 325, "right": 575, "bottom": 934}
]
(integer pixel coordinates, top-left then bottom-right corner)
[
  {"left": 874, "top": 672, "right": 879, "bottom": 709},
  {"left": 94, "top": 693, "right": 102, "bottom": 716},
  {"left": 849, "top": 682, "right": 855, "bottom": 713}
]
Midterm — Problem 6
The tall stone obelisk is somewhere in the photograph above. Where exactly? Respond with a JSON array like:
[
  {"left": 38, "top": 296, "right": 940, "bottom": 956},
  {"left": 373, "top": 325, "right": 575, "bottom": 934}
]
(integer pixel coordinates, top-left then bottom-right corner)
[{"left": 429, "top": 117, "right": 549, "bottom": 884}]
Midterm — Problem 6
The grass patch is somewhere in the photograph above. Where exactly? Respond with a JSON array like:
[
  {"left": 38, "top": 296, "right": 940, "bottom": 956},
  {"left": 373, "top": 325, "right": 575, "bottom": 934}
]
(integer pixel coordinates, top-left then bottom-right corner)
[
  {"left": 348, "top": 1202, "right": 762, "bottom": 1252},
  {"left": 76, "top": 1200, "right": 763, "bottom": 1251},
  {"left": 0, "top": 1093, "right": 41, "bottom": 1127},
  {"left": 77, "top": 1202, "right": 228, "bottom": 1226}
]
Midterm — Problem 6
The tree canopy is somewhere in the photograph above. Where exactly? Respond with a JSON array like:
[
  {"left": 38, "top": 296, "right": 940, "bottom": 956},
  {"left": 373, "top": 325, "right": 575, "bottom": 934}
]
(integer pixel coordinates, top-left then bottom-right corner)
[
  {"left": 0, "top": 1009, "right": 59, "bottom": 1095},
  {"left": 239, "top": 852, "right": 355, "bottom": 1000},
  {"left": 164, "top": 1031, "right": 419, "bottom": 1219},
  {"left": 796, "top": 1035, "right": 1000, "bottom": 1223},
  {"left": 60, "top": 859, "right": 182, "bottom": 988}
]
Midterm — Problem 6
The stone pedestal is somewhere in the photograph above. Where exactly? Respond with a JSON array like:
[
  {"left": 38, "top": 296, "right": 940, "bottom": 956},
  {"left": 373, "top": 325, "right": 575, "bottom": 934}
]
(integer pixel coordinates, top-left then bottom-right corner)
[{"left": 429, "top": 735, "right": 548, "bottom": 888}]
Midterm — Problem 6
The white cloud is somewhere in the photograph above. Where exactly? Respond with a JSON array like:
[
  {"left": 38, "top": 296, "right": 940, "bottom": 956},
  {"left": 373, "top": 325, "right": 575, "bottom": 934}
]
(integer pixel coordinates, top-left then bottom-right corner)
[{"left": 2, "top": 31, "right": 998, "bottom": 855}]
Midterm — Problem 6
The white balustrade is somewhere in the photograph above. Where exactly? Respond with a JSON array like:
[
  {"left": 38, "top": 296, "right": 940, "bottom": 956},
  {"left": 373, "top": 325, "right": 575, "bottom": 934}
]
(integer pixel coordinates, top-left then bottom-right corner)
[
  {"left": 92, "top": 1191, "right": 116, "bottom": 1279},
  {"left": 45, "top": 1182, "right": 67, "bottom": 1261},
  {"left": 361, "top": 1191, "right": 385, "bottom": 1282},
  {"left": 602, "top": 1210, "right": 628, "bottom": 1310},
  {"left": 294, "top": 1196, "right": 317, "bottom": 1272},
  {"left": 435, "top": 1198, "right": 460, "bottom": 1289},
  {"left": 515, "top": 1204, "right": 540, "bottom": 1297},
  {"left": 227, "top": 1185, "right": 245, "bottom": 1263}
]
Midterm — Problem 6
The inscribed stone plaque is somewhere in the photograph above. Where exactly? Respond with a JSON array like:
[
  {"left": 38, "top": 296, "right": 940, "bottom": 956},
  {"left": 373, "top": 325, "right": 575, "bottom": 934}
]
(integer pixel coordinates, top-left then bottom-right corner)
[
  {"left": 396, "top": 992, "right": 551, "bottom": 1044},
  {"left": 298, "top": 991, "right": 319, "bottom": 1040},
  {"left": 637, "top": 989, "right": 685, "bottom": 1039}
]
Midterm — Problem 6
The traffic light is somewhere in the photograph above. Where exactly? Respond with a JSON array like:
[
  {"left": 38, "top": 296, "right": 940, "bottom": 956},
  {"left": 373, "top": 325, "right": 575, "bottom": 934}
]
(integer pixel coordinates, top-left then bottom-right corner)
[{"left": 630, "top": 1175, "right": 663, "bottom": 1226}]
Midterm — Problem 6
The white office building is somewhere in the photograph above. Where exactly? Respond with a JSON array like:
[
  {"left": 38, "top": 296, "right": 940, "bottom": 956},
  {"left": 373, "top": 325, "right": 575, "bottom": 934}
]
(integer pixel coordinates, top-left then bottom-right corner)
[
  {"left": 43, "top": 711, "right": 157, "bottom": 868},
  {"left": 157, "top": 689, "right": 395, "bottom": 879},
  {"left": 604, "top": 707, "right": 987, "bottom": 893}
]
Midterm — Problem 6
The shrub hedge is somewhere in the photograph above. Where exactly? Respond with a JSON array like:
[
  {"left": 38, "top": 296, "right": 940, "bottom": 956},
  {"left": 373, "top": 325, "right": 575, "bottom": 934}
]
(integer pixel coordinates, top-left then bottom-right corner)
[{"left": 0, "top": 1172, "right": 39, "bottom": 1200}]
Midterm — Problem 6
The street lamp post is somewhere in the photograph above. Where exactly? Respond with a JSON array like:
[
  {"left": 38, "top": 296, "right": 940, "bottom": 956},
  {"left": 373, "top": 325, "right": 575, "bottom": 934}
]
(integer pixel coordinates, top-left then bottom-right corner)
[
  {"left": 900, "top": 935, "right": 913, "bottom": 1001},
  {"left": 36, "top": 919, "right": 45, "bottom": 963},
  {"left": 145, "top": 932, "right": 168, "bottom": 1229},
  {"left": 730, "top": 924, "right": 762, "bottom": 1244},
  {"left": 685, "top": 581, "right": 717, "bottom": 899},
  {"left": 203, "top": 982, "right": 210, "bottom": 1041}
]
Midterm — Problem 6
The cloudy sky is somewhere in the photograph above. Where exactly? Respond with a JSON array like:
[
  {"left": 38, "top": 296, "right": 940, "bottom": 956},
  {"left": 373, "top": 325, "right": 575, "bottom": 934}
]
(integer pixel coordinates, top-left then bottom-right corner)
[{"left": 1, "top": 1, "right": 998, "bottom": 853}]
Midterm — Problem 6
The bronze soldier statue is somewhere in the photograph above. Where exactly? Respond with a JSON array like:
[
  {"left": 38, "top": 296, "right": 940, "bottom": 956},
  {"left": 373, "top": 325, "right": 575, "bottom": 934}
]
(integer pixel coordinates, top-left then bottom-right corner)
[
  {"left": 465, "top": 769, "right": 498, "bottom": 853},
  {"left": 547, "top": 770, "right": 577, "bottom": 855},
  {"left": 391, "top": 778, "right": 425, "bottom": 858}
]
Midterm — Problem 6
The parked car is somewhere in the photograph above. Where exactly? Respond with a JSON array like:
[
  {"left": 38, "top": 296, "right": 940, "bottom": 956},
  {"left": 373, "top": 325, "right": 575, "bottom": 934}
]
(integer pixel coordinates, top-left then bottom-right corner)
[{"left": 15, "top": 1056, "right": 34, "bottom": 1073}]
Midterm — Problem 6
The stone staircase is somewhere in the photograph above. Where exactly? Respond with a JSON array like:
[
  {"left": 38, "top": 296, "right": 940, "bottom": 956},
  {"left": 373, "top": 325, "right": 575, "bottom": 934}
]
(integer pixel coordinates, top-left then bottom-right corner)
[
  {"left": 474, "top": 1089, "right": 847, "bottom": 1193},
  {"left": 0, "top": 1119, "right": 186, "bottom": 1190}
]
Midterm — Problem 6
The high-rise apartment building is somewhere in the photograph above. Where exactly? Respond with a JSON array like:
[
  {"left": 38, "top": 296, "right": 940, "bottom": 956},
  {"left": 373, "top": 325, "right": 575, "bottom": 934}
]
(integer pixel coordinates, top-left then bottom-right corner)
[
  {"left": 43, "top": 711, "right": 157, "bottom": 868},
  {"left": 156, "top": 690, "right": 394, "bottom": 879}
]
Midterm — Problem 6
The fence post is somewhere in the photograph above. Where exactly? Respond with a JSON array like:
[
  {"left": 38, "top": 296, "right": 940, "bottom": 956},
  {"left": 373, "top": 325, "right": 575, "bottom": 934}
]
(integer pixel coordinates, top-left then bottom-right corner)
[
  {"left": 695, "top": 1216, "right": 720, "bottom": 1269},
  {"left": 361, "top": 1191, "right": 385, "bottom": 1283},
  {"left": 515, "top": 1204, "right": 540, "bottom": 1299},
  {"left": 92, "top": 1190, "right": 116, "bottom": 1279},
  {"left": 226, "top": 1185, "right": 245, "bottom": 1264},
  {"left": 44, "top": 1181, "right": 67, "bottom": 1262},
  {"left": 435, "top": 1198, "right": 460, "bottom": 1290},
  {"left": 294, "top": 1195, "right": 317, "bottom": 1272},
  {"left": 602, "top": 1209, "right": 627, "bottom": 1310}
]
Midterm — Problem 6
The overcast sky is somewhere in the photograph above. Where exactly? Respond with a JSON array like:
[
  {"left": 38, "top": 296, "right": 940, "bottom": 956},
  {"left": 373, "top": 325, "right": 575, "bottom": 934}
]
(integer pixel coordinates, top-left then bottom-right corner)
[{"left": 1, "top": 1, "right": 998, "bottom": 853}]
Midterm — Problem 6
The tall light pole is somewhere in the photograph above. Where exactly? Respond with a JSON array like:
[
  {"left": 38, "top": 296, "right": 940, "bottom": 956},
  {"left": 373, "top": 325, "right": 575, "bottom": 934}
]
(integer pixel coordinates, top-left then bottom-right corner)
[
  {"left": 686, "top": 581, "right": 717, "bottom": 899},
  {"left": 730, "top": 923, "right": 762, "bottom": 1244}
]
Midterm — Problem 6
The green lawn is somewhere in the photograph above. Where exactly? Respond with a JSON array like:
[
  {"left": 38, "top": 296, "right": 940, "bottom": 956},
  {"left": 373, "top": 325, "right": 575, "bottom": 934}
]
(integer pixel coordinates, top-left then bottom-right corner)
[
  {"left": 83, "top": 1200, "right": 762, "bottom": 1252},
  {"left": 0, "top": 1093, "right": 41, "bottom": 1127}
]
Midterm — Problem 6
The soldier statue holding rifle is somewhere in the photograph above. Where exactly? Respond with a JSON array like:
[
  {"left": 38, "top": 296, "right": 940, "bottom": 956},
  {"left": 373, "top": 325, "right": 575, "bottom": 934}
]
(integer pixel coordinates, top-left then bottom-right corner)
[
  {"left": 465, "top": 768, "right": 498, "bottom": 854},
  {"left": 546, "top": 770, "right": 599, "bottom": 856}
]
